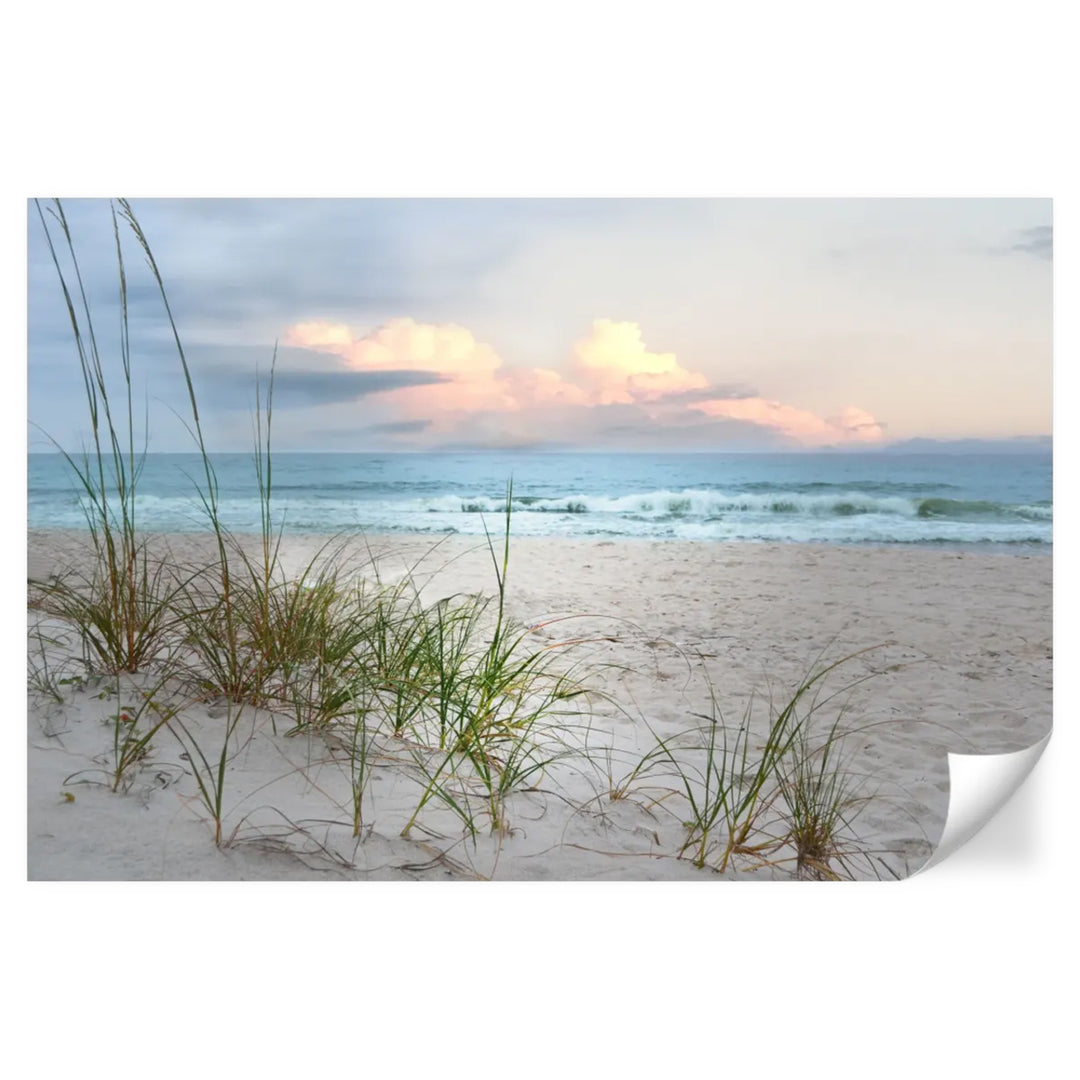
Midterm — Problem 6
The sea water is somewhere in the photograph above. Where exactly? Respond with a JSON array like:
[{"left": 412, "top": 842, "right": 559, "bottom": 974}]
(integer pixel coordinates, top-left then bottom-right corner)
[{"left": 27, "top": 451, "right": 1052, "bottom": 549}]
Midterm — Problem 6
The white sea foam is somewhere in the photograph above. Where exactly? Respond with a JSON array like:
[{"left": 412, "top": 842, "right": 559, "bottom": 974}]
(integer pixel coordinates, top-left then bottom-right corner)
[
  {"left": 397, "top": 488, "right": 924, "bottom": 518},
  {"left": 28, "top": 457, "right": 1052, "bottom": 547}
]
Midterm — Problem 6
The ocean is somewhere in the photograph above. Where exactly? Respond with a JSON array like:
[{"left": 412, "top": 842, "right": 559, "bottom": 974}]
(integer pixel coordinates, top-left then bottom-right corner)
[{"left": 27, "top": 451, "right": 1052, "bottom": 550}]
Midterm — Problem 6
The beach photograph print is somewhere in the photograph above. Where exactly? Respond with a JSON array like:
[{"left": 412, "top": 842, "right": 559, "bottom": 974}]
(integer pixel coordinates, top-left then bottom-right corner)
[{"left": 26, "top": 197, "right": 1052, "bottom": 881}]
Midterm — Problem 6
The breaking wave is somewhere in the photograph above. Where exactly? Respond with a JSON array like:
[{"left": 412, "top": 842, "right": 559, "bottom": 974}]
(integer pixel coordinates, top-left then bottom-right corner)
[{"left": 28, "top": 457, "right": 1052, "bottom": 548}]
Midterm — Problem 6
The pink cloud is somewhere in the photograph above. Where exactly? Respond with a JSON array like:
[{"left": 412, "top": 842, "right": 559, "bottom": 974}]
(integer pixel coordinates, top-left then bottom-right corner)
[
  {"left": 281, "top": 316, "right": 884, "bottom": 447},
  {"left": 284, "top": 317, "right": 501, "bottom": 375},
  {"left": 692, "top": 397, "right": 885, "bottom": 445},
  {"left": 571, "top": 319, "right": 709, "bottom": 404},
  {"left": 283, "top": 321, "right": 355, "bottom": 352},
  {"left": 284, "top": 317, "right": 512, "bottom": 414}
]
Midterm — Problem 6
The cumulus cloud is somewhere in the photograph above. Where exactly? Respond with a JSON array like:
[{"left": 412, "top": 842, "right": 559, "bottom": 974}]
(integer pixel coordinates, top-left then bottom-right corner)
[
  {"left": 280, "top": 315, "right": 884, "bottom": 449},
  {"left": 833, "top": 405, "right": 886, "bottom": 438},
  {"left": 285, "top": 318, "right": 501, "bottom": 374},
  {"left": 500, "top": 366, "right": 590, "bottom": 408},
  {"left": 571, "top": 319, "right": 709, "bottom": 404},
  {"left": 284, "top": 322, "right": 356, "bottom": 352},
  {"left": 284, "top": 317, "right": 514, "bottom": 414},
  {"left": 692, "top": 397, "right": 885, "bottom": 445}
]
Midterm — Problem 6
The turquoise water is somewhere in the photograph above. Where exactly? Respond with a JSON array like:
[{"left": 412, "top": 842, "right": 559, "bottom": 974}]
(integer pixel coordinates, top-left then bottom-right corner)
[{"left": 27, "top": 451, "right": 1052, "bottom": 548}]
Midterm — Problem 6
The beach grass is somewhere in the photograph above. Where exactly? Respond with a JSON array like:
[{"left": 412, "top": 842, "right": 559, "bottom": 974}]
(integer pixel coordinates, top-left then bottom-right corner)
[
  {"left": 167, "top": 700, "right": 247, "bottom": 846},
  {"left": 32, "top": 200, "right": 191, "bottom": 675},
  {"left": 602, "top": 648, "right": 892, "bottom": 877},
  {"left": 30, "top": 197, "right": 602, "bottom": 847},
  {"left": 774, "top": 718, "right": 868, "bottom": 879},
  {"left": 345, "top": 702, "right": 376, "bottom": 837},
  {"left": 26, "top": 623, "right": 70, "bottom": 705},
  {"left": 104, "top": 673, "right": 179, "bottom": 793}
]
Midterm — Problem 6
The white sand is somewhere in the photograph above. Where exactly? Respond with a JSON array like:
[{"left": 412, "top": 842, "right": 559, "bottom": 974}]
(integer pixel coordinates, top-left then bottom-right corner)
[{"left": 26, "top": 530, "right": 1052, "bottom": 880}]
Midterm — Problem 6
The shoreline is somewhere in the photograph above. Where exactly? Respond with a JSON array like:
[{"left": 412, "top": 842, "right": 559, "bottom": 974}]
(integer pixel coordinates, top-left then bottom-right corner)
[{"left": 26, "top": 524, "right": 1051, "bottom": 556}]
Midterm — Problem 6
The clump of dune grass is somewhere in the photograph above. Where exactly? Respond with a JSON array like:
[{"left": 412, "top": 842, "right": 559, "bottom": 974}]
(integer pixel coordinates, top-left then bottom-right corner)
[
  {"left": 608, "top": 648, "right": 890, "bottom": 876},
  {"left": 178, "top": 549, "right": 356, "bottom": 715},
  {"left": 163, "top": 352, "right": 369, "bottom": 732},
  {"left": 31, "top": 200, "right": 277, "bottom": 839},
  {"left": 176, "top": 360, "right": 343, "bottom": 710},
  {"left": 772, "top": 714, "right": 881, "bottom": 880},
  {"left": 645, "top": 678, "right": 803, "bottom": 872},
  {"left": 31, "top": 200, "right": 193, "bottom": 675},
  {"left": 648, "top": 699, "right": 786, "bottom": 872},
  {"left": 36, "top": 555, "right": 195, "bottom": 677},
  {"left": 349, "top": 575, "right": 442, "bottom": 737},
  {"left": 396, "top": 487, "right": 598, "bottom": 838}
]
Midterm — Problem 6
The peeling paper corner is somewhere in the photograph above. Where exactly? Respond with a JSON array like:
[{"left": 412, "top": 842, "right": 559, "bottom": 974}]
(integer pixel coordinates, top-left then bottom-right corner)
[{"left": 917, "top": 732, "right": 1051, "bottom": 876}]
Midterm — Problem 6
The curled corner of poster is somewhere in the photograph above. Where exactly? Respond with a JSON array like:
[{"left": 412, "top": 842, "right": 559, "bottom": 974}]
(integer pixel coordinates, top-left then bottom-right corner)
[{"left": 917, "top": 731, "right": 1051, "bottom": 876}]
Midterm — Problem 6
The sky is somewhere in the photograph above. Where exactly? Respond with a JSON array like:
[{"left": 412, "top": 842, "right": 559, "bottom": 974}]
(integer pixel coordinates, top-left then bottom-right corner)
[{"left": 26, "top": 197, "right": 1052, "bottom": 454}]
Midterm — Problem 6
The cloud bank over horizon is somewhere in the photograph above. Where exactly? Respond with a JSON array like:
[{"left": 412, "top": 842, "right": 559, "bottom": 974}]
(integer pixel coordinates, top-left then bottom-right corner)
[
  {"left": 27, "top": 198, "right": 1052, "bottom": 453},
  {"left": 277, "top": 315, "right": 887, "bottom": 450}
]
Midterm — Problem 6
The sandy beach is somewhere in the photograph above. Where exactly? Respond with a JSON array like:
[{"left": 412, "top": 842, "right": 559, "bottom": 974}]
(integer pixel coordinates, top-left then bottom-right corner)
[{"left": 26, "top": 529, "right": 1052, "bottom": 881}]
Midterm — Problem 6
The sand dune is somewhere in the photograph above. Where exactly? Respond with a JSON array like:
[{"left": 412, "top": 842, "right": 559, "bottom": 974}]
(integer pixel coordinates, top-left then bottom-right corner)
[{"left": 26, "top": 530, "right": 1052, "bottom": 881}]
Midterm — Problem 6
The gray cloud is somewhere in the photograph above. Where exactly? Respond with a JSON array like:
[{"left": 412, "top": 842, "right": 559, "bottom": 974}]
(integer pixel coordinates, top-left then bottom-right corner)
[
  {"left": 259, "top": 419, "right": 435, "bottom": 450},
  {"left": 982, "top": 225, "right": 1053, "bottom": 261},
  {"left": 1008, "top": 225, "right": 1052, "bottom": 260},
  {"left": 190, "top": 352, "right": 446, "bottom": 408},
  {"left": 653, "top": 383, "right": 759, "bottom": 406},
  {"left": 255, "top": 369, "right": 443, "bottom": 406},
  {"left": 433, "top": 440, "right": 577, "bottom": 452},
  {"left": 364, "top": 419, "right": 433, "bottom": 434},
  {"left": 826, "top": 216, "right": 1054, "bottom": 267}
]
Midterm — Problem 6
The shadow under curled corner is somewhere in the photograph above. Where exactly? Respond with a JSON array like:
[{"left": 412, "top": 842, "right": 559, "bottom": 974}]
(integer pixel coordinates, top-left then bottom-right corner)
[{"left": 916, "top": 731, "right": 1051, "bottom": 876}]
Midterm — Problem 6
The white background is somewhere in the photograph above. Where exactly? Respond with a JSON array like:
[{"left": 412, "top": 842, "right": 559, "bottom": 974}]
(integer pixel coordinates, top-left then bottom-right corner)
[{"left": 5, "top": 2, "right": 1073, "bottom": 1074}]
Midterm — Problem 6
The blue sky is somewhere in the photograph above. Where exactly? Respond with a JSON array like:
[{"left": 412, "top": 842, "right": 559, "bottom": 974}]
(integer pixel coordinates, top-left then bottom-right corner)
[{"left": 27, "top": 197, "right": 1051, "bottom": 453}]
